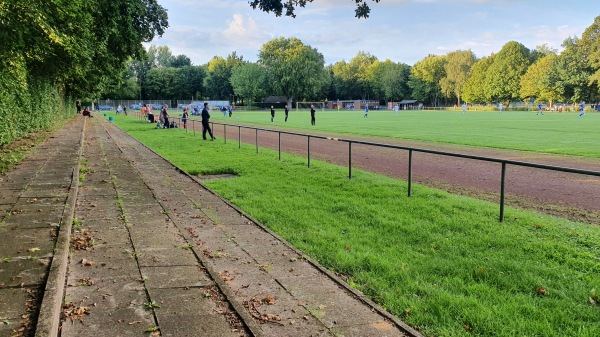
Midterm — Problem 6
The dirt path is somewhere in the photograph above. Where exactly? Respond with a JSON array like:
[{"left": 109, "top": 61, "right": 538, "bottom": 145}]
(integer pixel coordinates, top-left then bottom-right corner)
[{"left": 194, "top": 120, "right": 600, "bottom": 224}]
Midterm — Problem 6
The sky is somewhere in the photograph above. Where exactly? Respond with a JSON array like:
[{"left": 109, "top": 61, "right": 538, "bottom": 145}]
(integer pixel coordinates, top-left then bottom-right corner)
[{"left": 148, "top": 0, "right": 598, "bottom": 66}]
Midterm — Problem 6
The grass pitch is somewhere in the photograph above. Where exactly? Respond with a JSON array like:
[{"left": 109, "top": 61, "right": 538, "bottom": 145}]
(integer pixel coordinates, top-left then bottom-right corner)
[
  {"left": 111, "top": 113, "right": 600, "bottom": 337},
  {"left": 203, "top": 109, "right": 600, "bottom": 158}
]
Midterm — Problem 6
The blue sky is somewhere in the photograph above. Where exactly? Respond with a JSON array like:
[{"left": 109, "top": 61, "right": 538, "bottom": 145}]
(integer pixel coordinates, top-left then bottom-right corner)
[{"left": 149, "top": 0, "right": 598, "bottom": 66}]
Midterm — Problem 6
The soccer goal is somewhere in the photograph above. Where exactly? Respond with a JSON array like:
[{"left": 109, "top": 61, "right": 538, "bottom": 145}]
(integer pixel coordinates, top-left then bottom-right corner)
[{"left": 296, "top": 101, "right": 325, "bottom": 112}]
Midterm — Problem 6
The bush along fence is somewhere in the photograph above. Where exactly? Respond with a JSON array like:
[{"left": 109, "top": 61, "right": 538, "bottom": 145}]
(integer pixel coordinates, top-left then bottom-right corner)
[{"left": 133, "top": 111, "right": 600, "bottom": 222}]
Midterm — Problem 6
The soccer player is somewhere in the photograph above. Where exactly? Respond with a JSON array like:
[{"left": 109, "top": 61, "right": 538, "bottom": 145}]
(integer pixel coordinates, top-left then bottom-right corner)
[
  {"left": 537, "top": 103, "right": 544, "bottom": 115},
  {"left": 462, "top": 103, "right": 466, "bottom": 114},
  {"left": 394, "top": 104, "right": 399, "bottom": 117},
  {"left": 364, "top": 104, "right": 369, "bottom": 118},
  {"left": 310, "top": 105, "right": 316, "bottom": 125},
  {"left": 270, "top": 106, "right": 275, "bottom": 122},
  {"left": 285, "top": 105, "right": 289, "bottom": 122},
  {"left": 498, "top": 103, "right": 503, "bottom": 113},
  {"left": 578, "top": 101, "right": 586, "bottom": 117}
]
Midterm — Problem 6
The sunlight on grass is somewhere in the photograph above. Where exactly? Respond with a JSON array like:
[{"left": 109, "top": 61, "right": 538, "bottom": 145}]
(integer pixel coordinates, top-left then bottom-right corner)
[{"left": 111, "top": 113, "right": 600, "bottom": 337}]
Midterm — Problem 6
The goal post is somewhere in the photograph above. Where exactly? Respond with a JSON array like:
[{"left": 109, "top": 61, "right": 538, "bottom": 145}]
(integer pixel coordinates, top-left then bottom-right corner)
[{"left": 296, "top": 101, "right": 325, "bottom": 112}]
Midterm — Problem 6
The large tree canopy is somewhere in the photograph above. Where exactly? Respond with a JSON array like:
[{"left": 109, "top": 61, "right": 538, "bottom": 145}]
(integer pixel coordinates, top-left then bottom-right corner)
[
  {"left": 259, "top": 37, "right": 327, "bottom": 108},
  {"left": 249, "top": 0, "right": 380, "bottom": 18}
]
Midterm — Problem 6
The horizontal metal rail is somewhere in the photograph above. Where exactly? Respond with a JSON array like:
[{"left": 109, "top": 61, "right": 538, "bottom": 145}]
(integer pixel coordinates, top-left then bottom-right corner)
[{"left": 163, "top": 115, "right": 600, "bottom": 222}]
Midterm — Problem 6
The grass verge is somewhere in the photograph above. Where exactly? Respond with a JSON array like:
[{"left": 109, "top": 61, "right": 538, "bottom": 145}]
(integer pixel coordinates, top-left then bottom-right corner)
[{"left": 111, "top": 114, "right": 600, "bottom": 337}]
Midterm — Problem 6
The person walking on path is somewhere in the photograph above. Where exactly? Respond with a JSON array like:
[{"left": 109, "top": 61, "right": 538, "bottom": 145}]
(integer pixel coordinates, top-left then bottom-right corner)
[
  {"left": 270, "top": 106, "right": 275, "bottom": 123},
  {"left": 364, "top": 104, "right": 369, "bottom": 118},
  {"left": 537, "top": 103, "right": 544, "bottom": 115},
  {"left": 394, "top": 103, "right": 399, "bottom": 117},
  {"left": 76, "top": 100, "right": 82, "bottom": 114},
  {"left": 578, "top": 101, "right": 586, "bottom": 117},
  {"left": 182, "top": 107, "right": 188, "bottom": 129},
  {"left": 285, "top": 105, "right": 289, "bottom": 122},
  {"left": 310, "top": 105, "right": 316, "bottom": 125},
  {"left": 202, "top": 102, "right": 215, "bottom": 140}
]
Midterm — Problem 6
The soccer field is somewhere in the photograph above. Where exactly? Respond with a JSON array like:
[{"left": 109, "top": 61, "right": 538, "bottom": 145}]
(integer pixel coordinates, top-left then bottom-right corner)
[{"left": 206, "top": 109, "right": 600, "bottom": 158}]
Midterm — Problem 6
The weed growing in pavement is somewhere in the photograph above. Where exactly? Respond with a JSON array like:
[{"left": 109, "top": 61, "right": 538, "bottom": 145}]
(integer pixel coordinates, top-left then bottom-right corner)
[
  {"left": 144, "top": 300, "right": 160, "bottom": 309},
  {"left": 72, "top": 217, "right": 82, "bottom": 230},
  {"left": 111, "top": 113, "right": 600, "bottom": 337}
]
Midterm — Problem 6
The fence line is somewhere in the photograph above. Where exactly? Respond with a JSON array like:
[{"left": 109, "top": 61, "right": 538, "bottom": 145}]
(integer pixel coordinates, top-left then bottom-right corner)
[{"left": 133, "top": 111, "right": 600, "bottom": 222}]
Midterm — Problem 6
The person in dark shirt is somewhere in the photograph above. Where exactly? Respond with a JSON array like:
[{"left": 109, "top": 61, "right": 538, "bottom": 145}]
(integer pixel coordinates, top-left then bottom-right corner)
[
  {"left": 160, "top": 104, "right": 170, "bottom": 128},
  {"left": 76, "top": 100, "right": 82, "bottom": 114},
  {"left": 182, "top": 107, "right": 188, "bottom": 129},
  {"left": 270, "top": 106, "right": 275, "bottom": 123},
  {"left": 201, "top": 102, "right": 215, "bottom": 140},
  {"left": 310, "top": 105, "right": 316, "bottom": 125},
  {"left": 285, "top": 105, "right": 289, "bottom": 122}
]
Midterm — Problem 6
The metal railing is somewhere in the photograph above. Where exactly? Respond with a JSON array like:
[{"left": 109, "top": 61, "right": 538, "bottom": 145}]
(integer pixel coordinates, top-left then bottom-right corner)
[{"left": 133, "top": 111, "right": 600, "bottom": 222}]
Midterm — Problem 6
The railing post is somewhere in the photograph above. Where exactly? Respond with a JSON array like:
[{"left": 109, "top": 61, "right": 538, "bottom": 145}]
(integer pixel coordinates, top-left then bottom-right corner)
[
  {"left": 278, "top": 132, "right": 281, "bottom": 160},
  {"left": 348, "top": 141, "right": 352, "bottom": 179},
  {"left": 255, "top": 129, "right": 258, "bottom": 154},
  {"left": 193, "top": 120, "right": 196, "bottom": 137},
  {"left": 238, "top": 126, "right": 241, "bottom": 149},
  {"left": 408, "top": 150, "right": 413, "bottom": 197},
  {"left": 308, "top": 136, "right": 311, "bottom": 168},
  {"left": 224, "top": 124, "right": 226, "bottom": 144},
  {"left": 500, "top": 162, "right": 506, "bottom": 222}
]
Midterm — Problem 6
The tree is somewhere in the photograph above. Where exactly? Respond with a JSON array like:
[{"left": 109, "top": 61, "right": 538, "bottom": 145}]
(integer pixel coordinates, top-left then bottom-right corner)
[
  {"left": 581, "top": 15, "right": 600, "bottom": 95},
  {"left": 369, "top": 60, "right": 411, "bottom": 103},
  {"left": 249, "top": 0, "right": 381, "bottom": 18},
  {"left": 408, "top": 55, "right": 447, "bottom": 106},
  {"left": 485, "top": 41, "right": 532, "bottom": 106},
  {"left": 439, "top": 50, "right": 477, "bottom": 105},
  {"left": 462, "top": 55, "right": 494, "bottom": 104},
  {"left": 519, "top": 54, "right": 562, "bottom": 106},
  {"left": 171, "top": 55, "right": 192, "bottom": 68},
  {"left": 230, "top": 62, "right": 269, "bottom": 105},
  {"left": 203, "top": 52, "right": 244, "bottom": 99},
  {"left": 259, "top": 37, "right": 327, "bottom": 108},
  {"left": 553, "top": 37, "right": 594, "bottom": 102}
]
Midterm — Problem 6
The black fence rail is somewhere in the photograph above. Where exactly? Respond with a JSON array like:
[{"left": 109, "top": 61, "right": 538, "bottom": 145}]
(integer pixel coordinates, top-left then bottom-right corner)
[{"left": 134, "top": 112, "right": 600, "bottom": 222}]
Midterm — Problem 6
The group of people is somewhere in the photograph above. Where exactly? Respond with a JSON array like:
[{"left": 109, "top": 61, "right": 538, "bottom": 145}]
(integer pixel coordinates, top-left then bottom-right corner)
[
  {"left": 269, "top": 105, "right": 315, "bottom": 125},
  {"left": 76, "top": 100, "right": 93, "bottom": 117}
]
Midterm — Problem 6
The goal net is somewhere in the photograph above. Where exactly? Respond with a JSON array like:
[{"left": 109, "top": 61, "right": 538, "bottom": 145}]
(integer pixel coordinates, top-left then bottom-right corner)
[{"left": 296, "top": 102, "right": 325, "bottom": 112}]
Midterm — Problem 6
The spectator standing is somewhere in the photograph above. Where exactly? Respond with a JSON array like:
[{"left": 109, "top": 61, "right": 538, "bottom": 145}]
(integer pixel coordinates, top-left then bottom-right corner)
[
  {"left": 141, "top": 104, "right": 147, "bottom": 118},
  {"left": 228, "top": 105, "right": 233, "bottom": 117},
  {"left": 182, "top": 107, "right": 188, "bottom": 129},
  {"left": 76, "top": 100, "right": 82, "bottom": 114},
  {"left": 462, "top": 103, "right": 466, "bottom": 114},
  {"left": 160, "top": 104, "right": 170, "bottom": 127},
  {"left": 310, "top": 105, "right": 316, "bottom": 125},
  {"left": 123, "top": 105, "right": 127, "bottom": 116},
  {"left": 201, "top": 102, "right": 215, "bottom": 140}
]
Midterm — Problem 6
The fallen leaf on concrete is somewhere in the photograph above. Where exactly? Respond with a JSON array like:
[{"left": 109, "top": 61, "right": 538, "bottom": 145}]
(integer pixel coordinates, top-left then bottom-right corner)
[
  {"left": 128, "top": 321, "right": 142, "bottom": 325},
  {"left": 264, "top": 295, "right": 276, "bottom": 305},
  {"left": 80, "top": 258, "right": 95, "bottom": 266},
  {"left": 27, "top": 248, "right": 40, "bottom": 253}
]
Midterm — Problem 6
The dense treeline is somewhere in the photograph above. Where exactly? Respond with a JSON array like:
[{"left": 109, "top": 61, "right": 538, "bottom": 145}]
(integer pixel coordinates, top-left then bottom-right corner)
[
  {"left": 115, "top": 15, "right": 600, "bottom": 109},
  {"left": 0, "top": 0, "right": 168, "bottom": 146}
]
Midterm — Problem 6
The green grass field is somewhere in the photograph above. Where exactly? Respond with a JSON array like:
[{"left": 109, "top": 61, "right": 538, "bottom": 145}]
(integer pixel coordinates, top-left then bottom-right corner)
[
  {"left": 110, "top": 113, "right": 600, "bottom": 337},
  {"left": 196, "top": 109, "right": 600, "bottom": 158}
]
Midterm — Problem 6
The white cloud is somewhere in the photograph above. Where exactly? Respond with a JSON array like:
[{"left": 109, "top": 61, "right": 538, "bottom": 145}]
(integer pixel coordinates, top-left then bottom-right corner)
[{"left": 221, "top": 14, "right": 269, "bottom": 49}]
